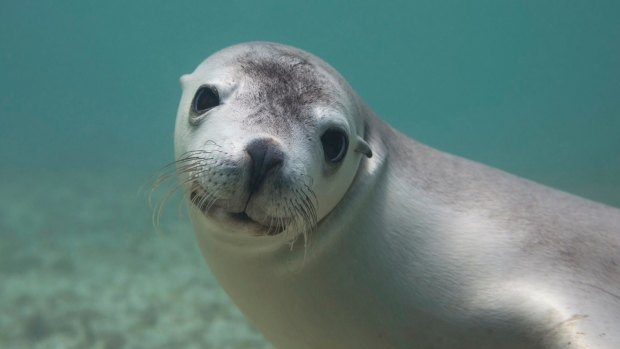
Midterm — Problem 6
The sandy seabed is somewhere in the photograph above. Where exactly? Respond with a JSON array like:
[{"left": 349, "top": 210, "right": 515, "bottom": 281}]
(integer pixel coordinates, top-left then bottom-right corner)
[{"left": 0, "top": 168, "right": 273, "bottom": 349}]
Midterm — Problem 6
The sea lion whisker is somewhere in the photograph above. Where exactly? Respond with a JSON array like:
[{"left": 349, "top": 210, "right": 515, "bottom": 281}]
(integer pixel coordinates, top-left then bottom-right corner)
[{"left": 153, "top": 172, "right": 205, "bottom": 229}]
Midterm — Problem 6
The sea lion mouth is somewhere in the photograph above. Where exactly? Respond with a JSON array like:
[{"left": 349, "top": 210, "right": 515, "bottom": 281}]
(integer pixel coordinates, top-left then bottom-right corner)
[{"left": 189, "top": 183, "right": 286, "bottom": 235}]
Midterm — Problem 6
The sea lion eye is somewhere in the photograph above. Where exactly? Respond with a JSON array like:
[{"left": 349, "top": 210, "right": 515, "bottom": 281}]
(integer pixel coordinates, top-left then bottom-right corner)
[
  {"left": 192, "top": 85, "right": 220, "bottom": 114},
  {"left": 321, "top": 128, "right": 349, "bottom": 163}
]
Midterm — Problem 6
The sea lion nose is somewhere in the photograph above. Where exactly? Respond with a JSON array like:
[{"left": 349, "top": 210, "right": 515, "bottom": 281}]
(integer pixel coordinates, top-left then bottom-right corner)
[{"left": 245, "top": 138, "right": 284, "bottom": 192}]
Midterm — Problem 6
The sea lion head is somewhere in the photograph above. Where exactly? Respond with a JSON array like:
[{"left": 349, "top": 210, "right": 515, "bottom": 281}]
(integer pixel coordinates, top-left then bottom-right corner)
[{"left": 174, "top": 42, "right": 372, "bottom": 242}]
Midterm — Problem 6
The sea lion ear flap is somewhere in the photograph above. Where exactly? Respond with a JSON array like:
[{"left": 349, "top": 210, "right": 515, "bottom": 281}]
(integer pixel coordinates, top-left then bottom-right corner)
[
  {"left": 179, "top": 74, "right": 191, "bottom": 88},
  {"left": 354, "top": 136, "right": 373, "bottom": 158}
]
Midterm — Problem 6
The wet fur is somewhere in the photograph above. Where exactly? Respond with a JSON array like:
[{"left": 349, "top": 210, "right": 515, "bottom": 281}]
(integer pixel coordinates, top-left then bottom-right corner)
[{"left": 171, "top": 42, "right": 620, "bottom": 349}]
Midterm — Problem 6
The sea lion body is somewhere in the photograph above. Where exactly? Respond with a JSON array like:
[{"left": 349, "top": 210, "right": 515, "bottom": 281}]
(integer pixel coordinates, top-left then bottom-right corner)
[{"left": 174, "top": 42, "right": 620, "bottom": 349}]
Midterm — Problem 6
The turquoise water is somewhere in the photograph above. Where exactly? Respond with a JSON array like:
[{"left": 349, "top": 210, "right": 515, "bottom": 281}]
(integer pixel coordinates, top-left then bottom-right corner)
[
  {"left": 2, "top": 1, "right": 619, "bottom": 202},
  {"left": 1, "top": 1, "right": 619, "bottom": 348}
]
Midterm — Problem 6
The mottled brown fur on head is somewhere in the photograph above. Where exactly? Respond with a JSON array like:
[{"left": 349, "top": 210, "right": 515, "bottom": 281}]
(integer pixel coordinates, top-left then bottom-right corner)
[{"left": 236, "top": 48, "right": 334, "bottom": 133}]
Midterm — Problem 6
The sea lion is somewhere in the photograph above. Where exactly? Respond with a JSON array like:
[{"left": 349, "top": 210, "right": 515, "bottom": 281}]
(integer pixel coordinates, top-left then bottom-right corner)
[{"left": 173, "top": 42, "right": 620, "bottom": 348}]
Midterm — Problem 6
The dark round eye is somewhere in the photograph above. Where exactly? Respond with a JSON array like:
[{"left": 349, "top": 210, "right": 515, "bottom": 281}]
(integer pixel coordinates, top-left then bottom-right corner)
[
  {"left": 321, "top": 128, "right": 349, "bottom": 163},
  {"left": 191, "top": 85, "right": 220, "bottom": 114}
]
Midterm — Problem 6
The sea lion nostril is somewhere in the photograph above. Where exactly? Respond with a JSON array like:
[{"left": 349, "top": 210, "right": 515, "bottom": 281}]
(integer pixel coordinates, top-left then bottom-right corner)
[{"left": 245, "top": 138, "right": 284, "bottom": 192}]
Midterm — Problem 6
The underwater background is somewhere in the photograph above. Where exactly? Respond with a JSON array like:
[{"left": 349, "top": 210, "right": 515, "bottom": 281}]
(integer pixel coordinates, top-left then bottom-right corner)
[{"left": 1, "top": 1, "right": 618, "bottom": 348}]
